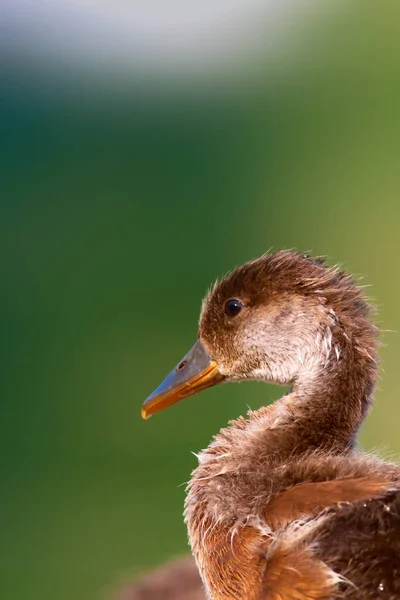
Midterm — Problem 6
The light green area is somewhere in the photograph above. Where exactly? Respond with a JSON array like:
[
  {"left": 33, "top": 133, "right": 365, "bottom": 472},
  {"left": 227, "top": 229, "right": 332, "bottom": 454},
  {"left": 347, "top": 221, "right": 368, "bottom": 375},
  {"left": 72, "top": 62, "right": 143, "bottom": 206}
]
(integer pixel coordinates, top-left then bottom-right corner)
[{"left": 1, "top": 4, "right": 400, "bottom": 599}]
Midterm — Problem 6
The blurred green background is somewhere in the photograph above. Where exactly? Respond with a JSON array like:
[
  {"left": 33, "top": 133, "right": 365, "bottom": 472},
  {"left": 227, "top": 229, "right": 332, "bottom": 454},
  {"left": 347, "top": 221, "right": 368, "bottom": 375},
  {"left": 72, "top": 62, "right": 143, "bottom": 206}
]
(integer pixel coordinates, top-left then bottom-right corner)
[{"left": 1, "top": 2, "right": 400, "bottom": 599}]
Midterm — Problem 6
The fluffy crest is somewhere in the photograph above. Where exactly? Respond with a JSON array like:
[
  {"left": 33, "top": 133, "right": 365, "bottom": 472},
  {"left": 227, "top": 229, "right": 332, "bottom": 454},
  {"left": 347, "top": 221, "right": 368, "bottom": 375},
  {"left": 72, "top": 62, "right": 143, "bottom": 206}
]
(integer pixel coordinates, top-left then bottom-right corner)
[{"left": 202, "top": 250, "right": 372, "bottom": 321}]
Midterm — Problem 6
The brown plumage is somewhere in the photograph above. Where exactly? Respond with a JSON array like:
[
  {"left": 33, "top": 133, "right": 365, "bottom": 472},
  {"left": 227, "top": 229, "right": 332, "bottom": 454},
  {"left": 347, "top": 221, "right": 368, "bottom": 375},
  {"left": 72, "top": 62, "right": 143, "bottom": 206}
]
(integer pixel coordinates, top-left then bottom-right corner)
[{"left": 141, "top": 251, "right": 400, "bottom": 599}]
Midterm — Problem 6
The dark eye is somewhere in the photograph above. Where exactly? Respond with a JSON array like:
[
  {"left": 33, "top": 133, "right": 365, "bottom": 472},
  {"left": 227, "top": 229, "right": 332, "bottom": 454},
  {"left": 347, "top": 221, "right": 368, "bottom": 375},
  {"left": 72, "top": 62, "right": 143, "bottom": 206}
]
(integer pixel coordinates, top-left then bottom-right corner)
[{"left": 224, "top": 298, "right": 243, "bottom": 317}]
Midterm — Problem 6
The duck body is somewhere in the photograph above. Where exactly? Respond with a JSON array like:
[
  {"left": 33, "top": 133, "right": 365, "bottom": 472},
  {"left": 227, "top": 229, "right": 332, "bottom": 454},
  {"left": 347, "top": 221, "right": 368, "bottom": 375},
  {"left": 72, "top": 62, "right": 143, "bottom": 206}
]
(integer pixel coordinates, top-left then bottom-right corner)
[
  {"left": 186, "top": 417, "right": 400, "bottom": 600},
  {"left": 142, "top": 251, "right": 400, "bottom": 599}
]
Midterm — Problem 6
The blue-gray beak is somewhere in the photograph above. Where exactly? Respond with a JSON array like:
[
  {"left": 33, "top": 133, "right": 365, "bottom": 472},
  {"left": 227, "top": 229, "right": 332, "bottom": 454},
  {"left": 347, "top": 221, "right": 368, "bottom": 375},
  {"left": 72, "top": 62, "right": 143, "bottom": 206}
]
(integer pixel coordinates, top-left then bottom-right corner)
[{"left": 141, "top": 340, "right": 224, "bottom": 419}]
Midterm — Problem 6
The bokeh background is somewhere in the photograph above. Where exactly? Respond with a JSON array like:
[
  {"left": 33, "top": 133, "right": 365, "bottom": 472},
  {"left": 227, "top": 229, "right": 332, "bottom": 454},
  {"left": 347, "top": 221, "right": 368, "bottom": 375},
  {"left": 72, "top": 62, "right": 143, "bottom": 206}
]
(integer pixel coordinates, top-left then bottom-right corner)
[{"left": 1, "top": 2, "right": 400, "bottom": 599}]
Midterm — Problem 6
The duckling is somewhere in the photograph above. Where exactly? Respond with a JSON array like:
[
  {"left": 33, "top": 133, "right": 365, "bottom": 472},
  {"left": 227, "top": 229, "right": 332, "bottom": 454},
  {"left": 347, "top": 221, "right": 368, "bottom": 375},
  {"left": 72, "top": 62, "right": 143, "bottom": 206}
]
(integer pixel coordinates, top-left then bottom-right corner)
[{"left": 142, "top": 251, "right": 400, "bottom": 600}]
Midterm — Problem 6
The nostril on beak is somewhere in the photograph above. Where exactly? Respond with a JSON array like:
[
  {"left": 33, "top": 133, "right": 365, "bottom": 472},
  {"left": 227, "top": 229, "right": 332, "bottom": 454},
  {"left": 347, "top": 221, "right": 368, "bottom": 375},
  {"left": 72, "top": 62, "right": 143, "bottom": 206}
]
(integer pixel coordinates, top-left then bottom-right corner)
[{"left": 177, "top": 360, "right": 187, "bottom": 371}]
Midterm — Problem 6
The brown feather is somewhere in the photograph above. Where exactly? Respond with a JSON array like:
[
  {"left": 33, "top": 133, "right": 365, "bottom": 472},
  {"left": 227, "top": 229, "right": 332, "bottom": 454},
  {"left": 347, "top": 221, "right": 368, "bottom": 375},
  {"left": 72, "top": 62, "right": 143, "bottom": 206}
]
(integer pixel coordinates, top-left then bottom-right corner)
[
  {"left": 262, "top": 546, "right": 337, "bottom": 600},
  {"left": 264, "top": 477, "right": 393, "bottom": 529}
]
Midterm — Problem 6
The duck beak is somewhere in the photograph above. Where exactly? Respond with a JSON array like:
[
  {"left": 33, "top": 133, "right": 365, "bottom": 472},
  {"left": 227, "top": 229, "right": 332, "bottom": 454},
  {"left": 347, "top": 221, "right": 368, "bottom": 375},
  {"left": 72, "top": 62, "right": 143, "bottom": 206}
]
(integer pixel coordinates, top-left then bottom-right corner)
[{"left": 141, "top": 340, "right": 224, "bottom": 419}]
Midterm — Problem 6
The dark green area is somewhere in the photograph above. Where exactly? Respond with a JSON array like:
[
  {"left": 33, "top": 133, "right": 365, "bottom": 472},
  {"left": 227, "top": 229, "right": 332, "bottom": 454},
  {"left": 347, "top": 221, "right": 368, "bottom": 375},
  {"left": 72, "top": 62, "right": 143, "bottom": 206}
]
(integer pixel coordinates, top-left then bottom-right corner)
[{"left": 1, "top": 5, "right": 400, "bottom": 599}]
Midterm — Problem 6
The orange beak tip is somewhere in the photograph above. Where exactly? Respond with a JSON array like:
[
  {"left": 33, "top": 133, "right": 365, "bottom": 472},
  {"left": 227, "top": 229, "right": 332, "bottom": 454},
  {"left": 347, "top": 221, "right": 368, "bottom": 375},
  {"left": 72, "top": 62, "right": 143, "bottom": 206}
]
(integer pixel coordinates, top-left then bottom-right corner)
[{"left": 141, "top": 407, "right": 151, "bottom": 420}]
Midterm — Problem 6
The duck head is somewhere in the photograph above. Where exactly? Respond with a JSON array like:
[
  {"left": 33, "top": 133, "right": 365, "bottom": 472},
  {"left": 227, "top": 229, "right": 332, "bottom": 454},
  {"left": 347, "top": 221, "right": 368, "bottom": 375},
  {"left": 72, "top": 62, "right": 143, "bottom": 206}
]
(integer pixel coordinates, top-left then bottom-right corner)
[{"left": 141, "top": 250, "right": 374, "bottom": 419}]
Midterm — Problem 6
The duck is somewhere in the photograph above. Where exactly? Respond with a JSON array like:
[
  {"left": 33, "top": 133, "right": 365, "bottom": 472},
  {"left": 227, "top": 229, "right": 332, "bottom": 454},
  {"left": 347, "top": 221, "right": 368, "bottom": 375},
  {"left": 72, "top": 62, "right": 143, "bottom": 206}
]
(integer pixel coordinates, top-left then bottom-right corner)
[{"left": 141, "top": 250, "right": 400, "bottom": 600}]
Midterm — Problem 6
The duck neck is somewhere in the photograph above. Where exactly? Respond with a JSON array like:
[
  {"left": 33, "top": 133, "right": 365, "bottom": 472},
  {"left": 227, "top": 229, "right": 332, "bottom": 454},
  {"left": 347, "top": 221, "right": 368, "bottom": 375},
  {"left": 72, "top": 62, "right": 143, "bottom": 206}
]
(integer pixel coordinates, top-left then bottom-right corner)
[{"left": 285, "top": 329, "right": 377, "bottom": 452}]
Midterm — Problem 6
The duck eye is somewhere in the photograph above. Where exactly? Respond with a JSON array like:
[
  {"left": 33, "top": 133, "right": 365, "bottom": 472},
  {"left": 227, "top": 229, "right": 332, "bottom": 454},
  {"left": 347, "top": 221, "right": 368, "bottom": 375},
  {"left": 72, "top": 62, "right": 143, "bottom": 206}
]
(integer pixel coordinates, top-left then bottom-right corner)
[{"left": 224, "top": 298, "right": 243, "bottom": 317}]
